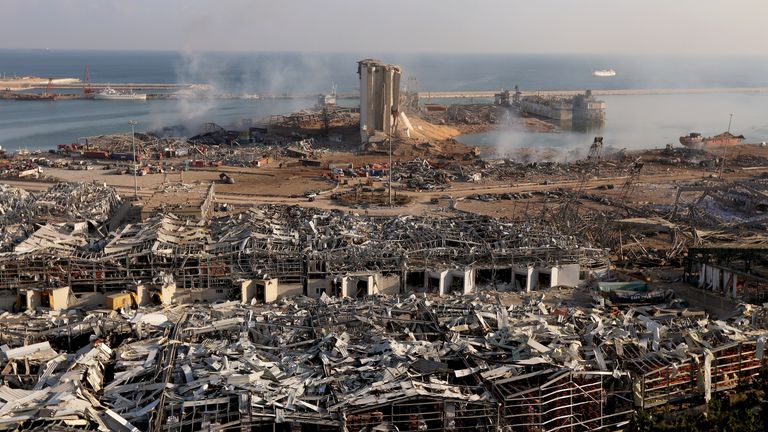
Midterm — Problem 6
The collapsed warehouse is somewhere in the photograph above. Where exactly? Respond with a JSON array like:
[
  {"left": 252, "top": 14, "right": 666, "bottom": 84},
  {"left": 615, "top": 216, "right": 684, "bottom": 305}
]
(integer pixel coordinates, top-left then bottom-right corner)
[
  {"left": 2, "top": 291, "right": 768, "bottom": 431},
  {"left": 0, "top": 183, "right": 607, "bottom": 310},
  {"left": 2, "top": 179, "right": 768, "bottom": 430}
]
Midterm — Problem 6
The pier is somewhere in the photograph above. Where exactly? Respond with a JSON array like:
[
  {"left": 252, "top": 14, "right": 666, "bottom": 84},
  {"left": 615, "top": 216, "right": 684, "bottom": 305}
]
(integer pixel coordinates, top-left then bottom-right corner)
[
  {"left": 5, "top": 81, "right": 768, "bottom": 102},
  {"left": 417, "top": 87, "right": 768, "bottom": 99}
]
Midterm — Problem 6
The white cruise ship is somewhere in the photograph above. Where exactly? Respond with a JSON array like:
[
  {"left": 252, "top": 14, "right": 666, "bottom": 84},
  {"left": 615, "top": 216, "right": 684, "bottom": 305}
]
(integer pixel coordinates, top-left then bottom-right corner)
[
  {"left": 592, "top": 69, "right": 617, "bottom": 77},
  {"left": 93, "top": 86, "right": 147, "bottom": 100}
]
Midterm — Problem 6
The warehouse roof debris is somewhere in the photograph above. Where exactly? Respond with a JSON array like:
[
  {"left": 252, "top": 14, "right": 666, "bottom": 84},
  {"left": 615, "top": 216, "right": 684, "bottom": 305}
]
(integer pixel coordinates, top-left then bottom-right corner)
[
  {"left": 0, "top": 182, "right": 122, "bottom": 252},
  {"left": 0, "top": 291, "right": 766, "bottom": 431}
]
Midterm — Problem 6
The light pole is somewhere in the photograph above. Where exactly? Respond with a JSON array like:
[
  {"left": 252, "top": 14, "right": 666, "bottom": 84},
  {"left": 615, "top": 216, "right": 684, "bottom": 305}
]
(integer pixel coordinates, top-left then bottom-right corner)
[
  {"left": 388, "top": 137, "right": 393, "bottom": 207},
  {"left": 128, "top": 120, "right": 138, "bottom": 198},
  {"left": 719, "top": 114, "right": 733, "bottom": 178}
]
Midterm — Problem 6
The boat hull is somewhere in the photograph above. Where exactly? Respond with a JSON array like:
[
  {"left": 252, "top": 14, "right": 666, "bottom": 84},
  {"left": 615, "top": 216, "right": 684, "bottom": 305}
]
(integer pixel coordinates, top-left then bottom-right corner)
[{"left": 93, "top": 93, "right": 147, "bottom": 100}]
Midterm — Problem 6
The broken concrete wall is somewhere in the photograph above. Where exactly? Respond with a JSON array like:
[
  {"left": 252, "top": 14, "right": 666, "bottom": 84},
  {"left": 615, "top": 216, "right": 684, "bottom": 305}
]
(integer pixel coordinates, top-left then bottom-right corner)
[
  {"left": 161, "top": 281, "right": 176, "bottom": 305},
  {"left": 372, "top": 273, "right": 401, "bottom": 295},
  {"left": 342, "top": 274, "right": 375, "bottom": 298},
  {"left": 307, "top": 278, "right": 331, "bottom": 298},
  {"left": 241, "top": 278, "right": 278, "bottom": 303},
  {"left": 49, "top": 286, "right": 73, "bottom": 310},
  {"left": 551, "top": 263, "right": 580, "bottom": 287},
  {"left": 278, "top": 282, "right": 303, "bottom": 298}
]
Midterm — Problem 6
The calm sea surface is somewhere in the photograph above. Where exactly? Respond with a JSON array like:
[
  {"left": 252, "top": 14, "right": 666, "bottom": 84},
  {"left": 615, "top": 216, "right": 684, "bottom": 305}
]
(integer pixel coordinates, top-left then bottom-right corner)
[{"left": 1, "top": 50, "right": 767, "bottom": 151}]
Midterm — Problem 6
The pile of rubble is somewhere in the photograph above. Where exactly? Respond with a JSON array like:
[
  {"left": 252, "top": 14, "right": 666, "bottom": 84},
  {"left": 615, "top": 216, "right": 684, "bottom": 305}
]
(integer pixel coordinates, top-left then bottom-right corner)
[
  {"left": 0, "top": 204, "right": 606, "bottom": 296},
  {"left": 1, "top": 291, "right": 766, "bottom": 431},
  {"left": 0, "top": 182, "right": 122, "bottom": 251},
  {"left": 393, "top": 159, "right": 455, "bottom": 190},
  {"left": 31, "top": 182, "right": 122, "bottom": 224},
  {"left": 0, "top": 185, "right": 34, "bottom": 251}
]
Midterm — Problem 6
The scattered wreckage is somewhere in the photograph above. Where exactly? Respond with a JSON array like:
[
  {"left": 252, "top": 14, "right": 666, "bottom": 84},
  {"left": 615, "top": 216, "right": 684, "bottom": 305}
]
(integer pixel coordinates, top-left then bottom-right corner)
[{"left": 1, "top": 293, "right": 767, "bottom": 431}]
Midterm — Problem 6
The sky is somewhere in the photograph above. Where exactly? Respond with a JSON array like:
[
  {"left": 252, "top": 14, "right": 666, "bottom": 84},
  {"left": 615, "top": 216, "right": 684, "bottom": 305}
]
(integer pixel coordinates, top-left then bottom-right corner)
[{"left": 2, "top": 0, "right": 767, "bottom": 55}]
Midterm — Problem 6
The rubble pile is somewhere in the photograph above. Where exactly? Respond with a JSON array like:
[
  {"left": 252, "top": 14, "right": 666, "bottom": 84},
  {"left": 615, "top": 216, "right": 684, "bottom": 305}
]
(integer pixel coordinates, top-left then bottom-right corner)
[
  {"left": 31, "top": 182, "right": 123, "bottom": 224},
  {"left": 0, "top": 182, "right": 122, "bottom": 252},
  {"left": 393, "top": 159, "right": 455, "bottom": 190},
  {"left": 0, "top": 184, "right": 34, "bottom": 250},
  {"left": 0, "top": 292, "right": 766, "bottom": 430},
  {"left": 78, "top": 133, "right": 187, "bottom": 157},
  {"left": 209, "top": 205, "right": 606, "bottom": 277},
  {"left": 668, "top": 179, "right": 768, "bottom": 230},
  {"left": 0, "top": 204, "right": 605, "bottom": 295},
  {"left": 390, "top": 157, "right": 643, "bottom": 190}
]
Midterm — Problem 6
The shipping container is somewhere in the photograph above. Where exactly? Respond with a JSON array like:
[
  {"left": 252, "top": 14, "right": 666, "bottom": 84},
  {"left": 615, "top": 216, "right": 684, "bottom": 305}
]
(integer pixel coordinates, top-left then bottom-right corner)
[
  {"left": 110, "top": 152, "right": 140, "bottom": 161},
  {"left": 83, "top": 151, "right": 110, "bottom": 159}
]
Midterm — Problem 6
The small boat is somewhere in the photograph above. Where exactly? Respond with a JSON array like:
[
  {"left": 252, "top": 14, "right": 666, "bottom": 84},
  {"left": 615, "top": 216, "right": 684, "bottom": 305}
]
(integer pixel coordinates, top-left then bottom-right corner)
[
  {"left": 93, "top": 86, "right": 147, "bottom": 100},
  {"left": 592, "top": 69, "right": 616, "bottom": 77}
]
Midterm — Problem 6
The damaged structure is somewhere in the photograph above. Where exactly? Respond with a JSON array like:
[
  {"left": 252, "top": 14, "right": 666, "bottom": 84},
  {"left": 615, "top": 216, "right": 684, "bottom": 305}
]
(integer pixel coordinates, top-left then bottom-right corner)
[
  {"left": 2, "top": 290, "right": 768, "bottom": 431},
  {"left": 0, "top": 202, "right": 604, "bottom": 309},
  {"left": 357, "top": 59, "right": 412, "bottom": 145}
]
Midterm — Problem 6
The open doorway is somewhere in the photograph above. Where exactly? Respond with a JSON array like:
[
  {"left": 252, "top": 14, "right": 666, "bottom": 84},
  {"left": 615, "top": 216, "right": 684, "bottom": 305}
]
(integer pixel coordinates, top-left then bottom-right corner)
[
  {"left": 406, "top": 271, "right": 426, "bottom": 291},
  {"left": 330, "top": 278, "right": 342, "bottom": 297},
  {"left": 355, "top": 279, "right": 369, "bottom": 298},
  {"left": 538, "top": 271, "right": 551, "bottom": 289},
  {"left": 255, "top": 282, "right": 266, "bottom": 303},
  {"left": 426, "top": 275, "right": 441, "bottom": 294},
  {"left": 514, "top": 272, "right": 527, "bottom": 291},
  {"left": 450, "top": 274, "right": 464, "bottom": 293}
]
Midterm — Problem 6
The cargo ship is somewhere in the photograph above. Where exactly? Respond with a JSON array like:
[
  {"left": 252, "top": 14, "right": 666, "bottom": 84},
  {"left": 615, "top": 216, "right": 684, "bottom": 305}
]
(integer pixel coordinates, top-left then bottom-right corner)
[
  {"left": 93, "top": 86, "right": 147, "bottom": 100},
  {"left": 500, "top": 87, "right": 606, "bottom": 122},
  {"left": 679, "top": 131, "right": 745, "bottom": 148}
]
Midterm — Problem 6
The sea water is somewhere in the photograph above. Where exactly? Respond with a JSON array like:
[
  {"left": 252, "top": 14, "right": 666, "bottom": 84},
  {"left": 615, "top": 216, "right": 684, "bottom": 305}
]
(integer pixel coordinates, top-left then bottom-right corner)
[{"left": 1, "top": 50, "right": 767, "bottom": 151}]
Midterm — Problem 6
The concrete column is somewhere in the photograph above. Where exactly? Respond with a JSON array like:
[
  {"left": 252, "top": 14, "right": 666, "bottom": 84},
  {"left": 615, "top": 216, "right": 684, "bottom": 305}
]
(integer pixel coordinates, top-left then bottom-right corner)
[
  {"left": 438, "top": 271, "right": 448, "bottom": 296},
  {"left": 463, "top": 268, "right": 475, "bottom": 295},
  {"left": 705, "top": 265, "right": 713, "bottom": 290},
  {"left": 161, "top": 282, "right": 176, "bottom": 306},
  {"left": 526, "top": 266, "right": 539, "bottom": 293},
  {"left": 134, "top": 284, "right": 150, "bottom": 306},
  {"left": 241, "top": 280, "right": 255, "bottom": 304},
  {"left": 341, "top": 277, "right": 350, "bottom": 298},
  {"left": 699, "top": 263, "right": 706, "bottom": 288},
  {"left": 263, "top": 279, "right": 278, "bottom": 303},
  {"left": 713, "top": 268, "right": 721, "bottom": 292}
]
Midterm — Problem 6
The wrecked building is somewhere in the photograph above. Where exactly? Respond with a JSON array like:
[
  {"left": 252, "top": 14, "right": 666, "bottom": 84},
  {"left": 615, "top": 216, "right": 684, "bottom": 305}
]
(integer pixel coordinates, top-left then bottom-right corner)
[
  {"left": 2, "top": 290, "right": 768, "bottom": 431},
  {"left": 0, "top": 194, "right": 606, "bottom": 309},
  {"left": 357, "top": 59, "right": 412, "bottom": 145}
]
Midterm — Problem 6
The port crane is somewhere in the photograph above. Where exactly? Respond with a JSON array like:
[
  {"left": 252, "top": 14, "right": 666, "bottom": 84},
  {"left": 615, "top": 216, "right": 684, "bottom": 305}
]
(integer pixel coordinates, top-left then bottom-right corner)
[
  {"left": 83, "top": 65, "right": 92, "bottom": 96},
  {"left": 41, "top": 78, "right": 54, "bottom": 100}
]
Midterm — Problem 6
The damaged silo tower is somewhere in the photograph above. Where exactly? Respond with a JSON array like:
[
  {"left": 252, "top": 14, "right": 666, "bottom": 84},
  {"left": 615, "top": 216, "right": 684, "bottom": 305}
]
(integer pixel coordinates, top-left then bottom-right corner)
[{"left": 357, "top": 59, "right": 406, "bottom": 143}]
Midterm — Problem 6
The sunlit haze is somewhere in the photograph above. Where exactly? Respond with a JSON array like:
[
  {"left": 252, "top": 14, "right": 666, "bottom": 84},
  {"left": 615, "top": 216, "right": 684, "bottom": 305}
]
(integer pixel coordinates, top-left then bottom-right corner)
[{"left": 2, "top": 0, "right": 767, "bottom": 55}]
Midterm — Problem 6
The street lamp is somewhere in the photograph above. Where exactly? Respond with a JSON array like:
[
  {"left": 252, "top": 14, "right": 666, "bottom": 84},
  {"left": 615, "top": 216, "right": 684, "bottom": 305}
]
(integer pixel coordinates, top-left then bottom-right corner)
[
  {"left": 719, "top": 114, "right": 733, "bottom": 178},
  {"left": 128, "top": 120, "right": 138, "bottom": 198}
]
